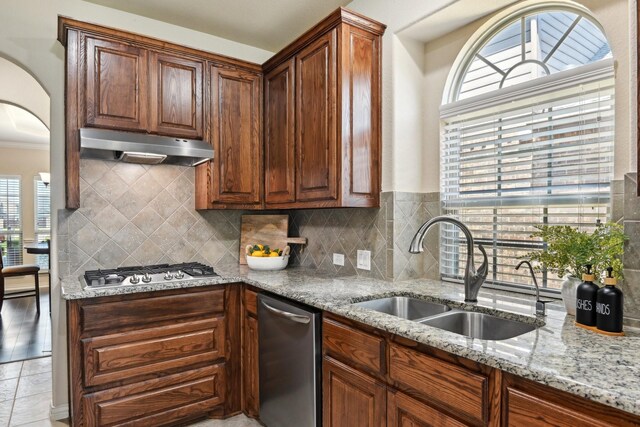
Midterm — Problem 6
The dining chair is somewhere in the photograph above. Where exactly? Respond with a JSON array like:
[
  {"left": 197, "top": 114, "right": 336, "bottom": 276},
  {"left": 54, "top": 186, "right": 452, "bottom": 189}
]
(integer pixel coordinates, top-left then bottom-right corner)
[{"left": 0, "top": 247, "right": 41, "bottom": 314}]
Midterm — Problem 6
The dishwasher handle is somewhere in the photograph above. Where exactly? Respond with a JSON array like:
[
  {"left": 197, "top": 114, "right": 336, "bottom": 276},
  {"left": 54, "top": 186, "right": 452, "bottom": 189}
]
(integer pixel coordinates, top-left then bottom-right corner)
[{"left": 261, "top": 300, "right": 311, "bottom": 324}]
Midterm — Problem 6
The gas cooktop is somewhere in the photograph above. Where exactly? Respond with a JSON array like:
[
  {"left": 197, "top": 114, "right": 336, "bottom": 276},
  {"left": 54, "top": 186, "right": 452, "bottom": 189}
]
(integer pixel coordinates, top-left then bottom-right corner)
[{"left": 83, "top": 262, "right": 219, "bottom": 288}]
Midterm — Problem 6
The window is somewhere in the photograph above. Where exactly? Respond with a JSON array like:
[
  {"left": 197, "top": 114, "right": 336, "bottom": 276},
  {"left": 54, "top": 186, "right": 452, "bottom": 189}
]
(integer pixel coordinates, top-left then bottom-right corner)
[
  {"left": 440, "top": 7, "right": 613, "bottom": 294},
  {"left": 34, "top": 177, "right": 50, "bottom": 270},
  {"left": 0, "top": 176, "right": 22, "bottom": 267}
]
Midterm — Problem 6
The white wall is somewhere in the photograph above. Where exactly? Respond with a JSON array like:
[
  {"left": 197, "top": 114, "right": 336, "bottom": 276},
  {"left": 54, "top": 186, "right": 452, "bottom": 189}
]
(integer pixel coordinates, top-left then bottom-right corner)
[
  {"left": 421, "top": 0, "right": 635, "bottom": 192},
  {"left": 0, "top": 0, "right": 272, "bottom": 414},
  {"left": 0, "top": 57, "right": 50, "bottom": 128}
]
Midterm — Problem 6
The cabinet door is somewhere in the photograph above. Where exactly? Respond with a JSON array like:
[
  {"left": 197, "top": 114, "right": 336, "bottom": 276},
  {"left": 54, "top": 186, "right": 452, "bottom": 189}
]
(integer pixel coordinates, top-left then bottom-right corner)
[
  {"left": 264, "top": 59, "right": 296, "bottom": 205},
  {"left": 243, "top": 313, "right": 259, "bottom": 418},
  {"left": 340, "top": 25, "right": 381, "bottom": 206},
  {"left": 210, "top": 66, "right": 262, "bottom": 206},
  {"left": 323, "top": 356, "right": 385, "bottom": 427},
  {"left": 83, "top": 35, "right": 148, "bottom": 131},
  {"left": 388, "top": 390, "right": 466, "bottom": 427},
  {"left": 296, "top": 29, "right": 338, "bottom": 202},
  {"left": 149, "top": 52, "right": 204, "bottom": 138}
]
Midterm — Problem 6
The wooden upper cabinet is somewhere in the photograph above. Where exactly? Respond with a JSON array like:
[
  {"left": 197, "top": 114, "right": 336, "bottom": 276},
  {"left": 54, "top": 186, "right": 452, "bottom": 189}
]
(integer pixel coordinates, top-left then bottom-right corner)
[
  {"left": 209, "top": 65, "right": 263, "bottom": 207},
  {"left": 83, "top": 35, "right": 148, "bottom": 131},
  {"left": 295, "top": 29, "right": 338, "bottom": 203},
  {"left": 264, "top": 59, "right": 296, "bottom": 206},
  {"left": 262, "top": 9, "right": 386, "bottom": 209},
  {"left": 149, "top": 52, "right": 204, "bottom": 139},
  {"left": 340, "top": 25, "right": 381, "bottom": 207}
]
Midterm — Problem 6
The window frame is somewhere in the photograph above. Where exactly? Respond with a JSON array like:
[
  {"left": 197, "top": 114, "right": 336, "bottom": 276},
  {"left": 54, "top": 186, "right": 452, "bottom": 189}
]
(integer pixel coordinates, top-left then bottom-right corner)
[
  {"left": 444, "top": 3, "right": 610, "bottom": 105},
  {"left": 0, "top": 175, "right": 23, "bottom": 267},
  {"left": 440, "top": 5, "right": 614, "bottom": 297},
  {"left": 34, "top": 176, "right": 50, "bottom": 271}
]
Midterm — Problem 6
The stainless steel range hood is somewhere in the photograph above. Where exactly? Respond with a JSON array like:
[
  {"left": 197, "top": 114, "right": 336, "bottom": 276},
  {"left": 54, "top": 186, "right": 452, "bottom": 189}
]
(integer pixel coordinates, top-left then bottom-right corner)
[{"left": 79, "top": 128, "right": 214, "bottom": 166}]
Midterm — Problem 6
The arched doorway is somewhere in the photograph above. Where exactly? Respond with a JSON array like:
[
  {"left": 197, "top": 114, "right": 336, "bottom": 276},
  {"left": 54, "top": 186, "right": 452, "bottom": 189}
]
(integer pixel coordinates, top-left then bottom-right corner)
[{"left": 0, "top": 55, "right": 51, "bottom": 363}]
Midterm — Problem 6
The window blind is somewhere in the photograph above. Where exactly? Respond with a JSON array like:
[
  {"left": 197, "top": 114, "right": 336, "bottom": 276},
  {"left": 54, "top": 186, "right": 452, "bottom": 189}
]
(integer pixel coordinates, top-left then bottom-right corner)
[
  {"left": 35, "top": 178, "right": 50, "bottom": 270},
  {"left": 0, "top": 176, "right": 22, "bottom": 267},
  {"left": 440, "top": 63, "right": 614, "bottom": 292}
]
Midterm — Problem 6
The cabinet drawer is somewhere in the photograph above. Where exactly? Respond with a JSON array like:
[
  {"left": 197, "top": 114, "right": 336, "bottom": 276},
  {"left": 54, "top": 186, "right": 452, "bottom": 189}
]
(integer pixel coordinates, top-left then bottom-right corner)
[
  {"left": 504, "top": 387, "right": 610, "bottom": 427},
  {"left": 82, "top": 364, "right": 224, "bottom": 427},
  {"left": 388, "top": 390, "right": 467, "bottom": 427},
  {"left": 389, "top": 344, "right": 488, "bottom": 425},
  {"left": 80, "top": 288, "right": 224, "bottom": 333},
  {"left": 82, "top": 318, "right": 225, "bottom": 387},
  {"left": 244, "top": 289, "right": 258, "bottom": 316},
  {"left": 323, "top": 318, "right": 384, "bottom": 375}
]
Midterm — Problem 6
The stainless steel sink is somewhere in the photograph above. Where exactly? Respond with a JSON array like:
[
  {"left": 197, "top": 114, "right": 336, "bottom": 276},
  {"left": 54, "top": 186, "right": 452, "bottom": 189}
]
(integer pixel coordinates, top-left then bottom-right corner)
[
  {"left": 353, "top": 296, "right": 450, "bottom": 320},
  {"left": 419, "top": 310, "right": 536, "bottom": 340}
]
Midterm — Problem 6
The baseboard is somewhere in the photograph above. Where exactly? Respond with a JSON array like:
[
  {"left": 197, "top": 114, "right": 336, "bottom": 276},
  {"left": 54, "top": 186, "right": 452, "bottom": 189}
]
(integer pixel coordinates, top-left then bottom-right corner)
[{"left": 50, "top": 402, "right": 69, "bottom": 421}]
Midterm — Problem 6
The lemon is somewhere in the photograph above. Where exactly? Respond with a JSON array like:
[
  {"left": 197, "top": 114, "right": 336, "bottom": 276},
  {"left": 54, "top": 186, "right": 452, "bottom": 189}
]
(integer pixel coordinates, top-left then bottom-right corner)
[
  {"left": 269, "top": 252, "right": 279, "bottom": 257},
  {"left": 251, "top": 250, "right": 264, "bottom": 257}
]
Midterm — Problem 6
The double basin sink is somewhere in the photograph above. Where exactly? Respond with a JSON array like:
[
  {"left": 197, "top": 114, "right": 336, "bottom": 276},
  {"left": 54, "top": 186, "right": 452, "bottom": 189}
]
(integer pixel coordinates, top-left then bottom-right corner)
[{"left": 353, "top": 296, "right": 536, "bottom": 340}]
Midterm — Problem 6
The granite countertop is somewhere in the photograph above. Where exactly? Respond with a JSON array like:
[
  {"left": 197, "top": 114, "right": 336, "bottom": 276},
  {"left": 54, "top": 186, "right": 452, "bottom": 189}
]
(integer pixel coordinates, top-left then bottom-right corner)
[{"left": 61, "top": 264, "right": 640, "bottom": 416}]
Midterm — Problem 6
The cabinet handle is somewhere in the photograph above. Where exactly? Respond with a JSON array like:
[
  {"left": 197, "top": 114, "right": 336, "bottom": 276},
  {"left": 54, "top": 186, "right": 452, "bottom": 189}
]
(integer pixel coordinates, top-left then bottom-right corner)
[{"left": 261, "top": 301, "right": 310, "bottom": 324}]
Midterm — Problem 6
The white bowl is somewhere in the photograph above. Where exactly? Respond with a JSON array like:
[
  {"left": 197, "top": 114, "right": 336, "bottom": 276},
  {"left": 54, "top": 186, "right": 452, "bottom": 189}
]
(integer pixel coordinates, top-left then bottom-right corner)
[
  {"left": 245, "top": 245, "right": 290, "bottom": 271},
  {"left": 246, "top": 254, "right": 290, "bottom": 271}
]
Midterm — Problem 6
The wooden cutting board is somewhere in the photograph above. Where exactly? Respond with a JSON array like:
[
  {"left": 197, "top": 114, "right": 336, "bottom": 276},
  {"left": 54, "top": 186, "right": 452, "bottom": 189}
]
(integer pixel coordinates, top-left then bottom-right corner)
[{"left": 239, "top": 215, "right": 306, "bottom": 264}]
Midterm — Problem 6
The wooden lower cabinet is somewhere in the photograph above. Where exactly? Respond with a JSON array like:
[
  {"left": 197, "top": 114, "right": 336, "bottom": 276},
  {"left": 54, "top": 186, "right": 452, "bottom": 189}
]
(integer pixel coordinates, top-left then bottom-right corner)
[
  {"left": 67, "top": 286, "right": 234, "bottom": 427},
  {"left": 323, "top": 356, "right": 386, "bottom": 427},
  {"left": 502, "top": 373, "right": 640, "bottom": 427},
  {"left": 320, "top": 314, "right": 640, "bottom": 427},
  {"left": 388, "top": 344, "right": 489, "bottom": 426},
  {"left": 81, "top": 365, "right": 224, "bottom": 427},
  {"left": 242, "top": 288, "right": 260, "bottom": 418},
  {"left": 387, "top": 390, "right": 466, "bottom": 427}
]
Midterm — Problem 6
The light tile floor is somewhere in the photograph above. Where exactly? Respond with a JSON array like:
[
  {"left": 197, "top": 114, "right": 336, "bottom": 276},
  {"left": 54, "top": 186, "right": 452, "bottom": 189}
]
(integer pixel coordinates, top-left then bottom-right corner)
[
  {"left": 0, "top": 357, "right": 260, "bottom": 427},
  {"left": 0, "top": 357, "right": 64, "bottom": 427}
]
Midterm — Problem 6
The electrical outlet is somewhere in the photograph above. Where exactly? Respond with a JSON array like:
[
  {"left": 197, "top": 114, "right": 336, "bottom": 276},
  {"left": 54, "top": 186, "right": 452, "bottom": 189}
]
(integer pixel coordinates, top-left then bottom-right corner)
[
  {"left": 333, "top": 253, "right": 345, "bottom": 266},
  {"left": 356, "top": 250, "right": 371, "bottom": 270}
]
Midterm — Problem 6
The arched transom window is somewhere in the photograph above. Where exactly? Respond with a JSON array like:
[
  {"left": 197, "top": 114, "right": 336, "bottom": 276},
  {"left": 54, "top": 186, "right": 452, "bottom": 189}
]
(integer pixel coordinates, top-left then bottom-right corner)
[
  {"left": 440, "top": 5, "right": 614, "bottom": 293},
  {"left": 454, "top": 8, "right": 611, "bottom": 101}
]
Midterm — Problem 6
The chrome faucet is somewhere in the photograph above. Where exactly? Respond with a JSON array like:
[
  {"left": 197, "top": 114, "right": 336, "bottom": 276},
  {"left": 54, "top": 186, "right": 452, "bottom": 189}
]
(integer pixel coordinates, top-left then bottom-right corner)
[
  {"left": 409, "top": 216, "right": 488, "bottom": 302},
  {"left": 515, "top": 260, "right": 550, "bottom": 316}
]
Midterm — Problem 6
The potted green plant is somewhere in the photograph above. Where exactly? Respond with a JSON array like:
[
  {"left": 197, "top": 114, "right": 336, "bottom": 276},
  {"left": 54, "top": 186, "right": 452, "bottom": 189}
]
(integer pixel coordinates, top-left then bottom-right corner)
[{"left": 525, "top": 222, "right": 626, "bottom": 315}]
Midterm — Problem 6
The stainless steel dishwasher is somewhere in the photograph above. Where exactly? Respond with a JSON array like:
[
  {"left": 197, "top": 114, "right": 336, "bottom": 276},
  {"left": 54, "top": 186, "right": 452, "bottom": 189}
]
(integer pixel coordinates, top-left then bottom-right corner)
[{"left": 258, "top": 293, "right": 321, "bottom": 427}]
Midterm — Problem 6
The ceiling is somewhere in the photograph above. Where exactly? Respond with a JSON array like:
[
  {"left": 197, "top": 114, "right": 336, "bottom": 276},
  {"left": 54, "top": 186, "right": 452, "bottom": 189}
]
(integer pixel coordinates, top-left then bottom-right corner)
[
  {"left": 83, "top": 0, "right": 350, "bottom": 52},
  {"left": 398, "top": 0, "right": 521, "bottom": 42},
  {"left": 0, "top": 103, "right": 49, "bottom": 150}
]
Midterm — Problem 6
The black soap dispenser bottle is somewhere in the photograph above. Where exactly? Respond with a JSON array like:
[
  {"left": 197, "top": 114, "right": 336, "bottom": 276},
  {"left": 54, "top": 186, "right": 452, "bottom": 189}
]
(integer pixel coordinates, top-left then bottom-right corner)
[
  {"left": 596, "top": 267, "right": 624, "bottom": 336},
  {"left": 576, "top": 264, "right": 598, "bottom": 329}
]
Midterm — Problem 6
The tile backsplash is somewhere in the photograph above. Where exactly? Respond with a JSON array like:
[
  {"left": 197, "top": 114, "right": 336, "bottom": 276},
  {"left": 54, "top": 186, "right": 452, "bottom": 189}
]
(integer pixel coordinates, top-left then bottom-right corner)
[
  {"left": 57, "top": 160, "right": 243, "bottom": 278},
  {"left": 287, "top": 192, "right": 441, "bottom": 281},
  {"left": 622, "top": 173, "right": 640, "bottom": 324},
  {"left": 57, "top": 159, "right": 442, "bottom": 282}
]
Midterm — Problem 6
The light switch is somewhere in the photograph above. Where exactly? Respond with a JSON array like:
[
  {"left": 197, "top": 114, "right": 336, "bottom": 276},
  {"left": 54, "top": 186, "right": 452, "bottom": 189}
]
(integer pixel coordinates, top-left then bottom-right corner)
[
  {"left": 333, "top": 253, "right": 345, "bottom": 266},
  {"left": 356, "top": 250, "right": 371, "bottom": 270}
]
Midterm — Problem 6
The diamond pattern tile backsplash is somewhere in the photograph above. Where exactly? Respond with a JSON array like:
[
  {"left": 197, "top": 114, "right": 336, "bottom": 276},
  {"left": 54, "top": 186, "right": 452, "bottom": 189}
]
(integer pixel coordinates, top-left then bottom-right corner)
[
  {"left": 57, "top": 160, "right": 243, "bottom": 278},
  {"left": 57, "top": 159, "right": 442, "bottom": 282},
  {"left": 287, "top": 192, "right": 441, "bottom": 280}
]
